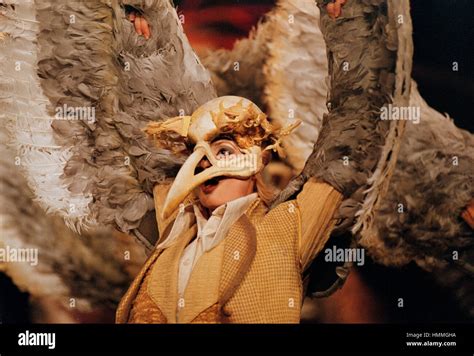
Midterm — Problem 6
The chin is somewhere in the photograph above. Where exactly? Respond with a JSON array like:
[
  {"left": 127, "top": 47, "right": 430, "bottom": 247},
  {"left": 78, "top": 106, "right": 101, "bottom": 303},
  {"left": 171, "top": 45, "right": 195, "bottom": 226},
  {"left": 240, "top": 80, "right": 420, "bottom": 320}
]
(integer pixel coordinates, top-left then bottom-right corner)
[
  {"left": 198, "top": 181, "right": 231, "bottom": 210},
  {"left": 199, "top": 195, "right": 224, "bottom": 211}
]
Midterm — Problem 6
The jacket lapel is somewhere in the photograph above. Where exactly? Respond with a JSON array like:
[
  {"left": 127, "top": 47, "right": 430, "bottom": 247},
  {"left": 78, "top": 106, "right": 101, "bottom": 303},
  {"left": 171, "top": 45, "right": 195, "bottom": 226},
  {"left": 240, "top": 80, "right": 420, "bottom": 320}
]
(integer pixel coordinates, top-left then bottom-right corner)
[
  {"left": 178, "top": 241, "right": 225, "bottom": 323},
  {"left": 117, "top": 197, "right": 265, "bottom": 324},
  {"left": 147, "top": 223, "right": 197, "bottom": 323},
  {"left": 178, "top": 199, "right": 265, "bottom": 322}
]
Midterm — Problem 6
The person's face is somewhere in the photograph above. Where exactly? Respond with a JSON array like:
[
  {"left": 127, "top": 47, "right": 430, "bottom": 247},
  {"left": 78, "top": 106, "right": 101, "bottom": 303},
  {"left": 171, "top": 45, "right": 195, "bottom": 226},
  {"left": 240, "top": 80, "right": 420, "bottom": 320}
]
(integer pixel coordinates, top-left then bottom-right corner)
[{"left": 196, "top": 139, "right": 255, "bottom": 212}]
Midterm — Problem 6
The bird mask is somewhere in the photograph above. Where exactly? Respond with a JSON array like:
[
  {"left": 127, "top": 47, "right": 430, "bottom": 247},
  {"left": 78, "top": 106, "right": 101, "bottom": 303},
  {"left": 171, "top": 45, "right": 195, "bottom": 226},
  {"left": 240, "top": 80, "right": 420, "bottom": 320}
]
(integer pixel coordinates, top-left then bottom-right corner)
[{"left": 145, "top": 96, "right": 301, "bottom": 219}]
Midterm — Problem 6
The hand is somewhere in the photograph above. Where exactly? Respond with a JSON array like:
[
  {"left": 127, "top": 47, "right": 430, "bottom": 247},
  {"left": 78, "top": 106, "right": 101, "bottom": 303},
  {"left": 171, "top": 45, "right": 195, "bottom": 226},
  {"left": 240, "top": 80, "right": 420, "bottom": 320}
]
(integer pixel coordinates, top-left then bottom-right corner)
[
  {"left": 461, "top": 198, "right": 474, "bottom": 229},
  {"left": 326, "top": 0, "right": 347, "bottom": 19},
  {"left": 127, "top": 11, "right": 151, "bottom": 40}
]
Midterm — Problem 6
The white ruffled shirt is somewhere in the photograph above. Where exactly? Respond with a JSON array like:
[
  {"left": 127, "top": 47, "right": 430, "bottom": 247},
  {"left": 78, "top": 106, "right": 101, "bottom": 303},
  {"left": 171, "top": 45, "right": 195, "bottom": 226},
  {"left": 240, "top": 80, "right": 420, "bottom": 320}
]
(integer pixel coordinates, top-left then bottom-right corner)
[{"left": 156, "top": 192, "right": 259, "bottom": 297}]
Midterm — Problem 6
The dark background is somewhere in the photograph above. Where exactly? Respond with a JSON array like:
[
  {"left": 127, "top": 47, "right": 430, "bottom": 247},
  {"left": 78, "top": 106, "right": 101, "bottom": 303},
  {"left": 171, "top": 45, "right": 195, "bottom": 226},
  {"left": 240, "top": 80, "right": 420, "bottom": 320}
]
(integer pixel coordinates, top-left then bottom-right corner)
[{"left": 410, "top": 0, "right": 473, "bottom": 132}]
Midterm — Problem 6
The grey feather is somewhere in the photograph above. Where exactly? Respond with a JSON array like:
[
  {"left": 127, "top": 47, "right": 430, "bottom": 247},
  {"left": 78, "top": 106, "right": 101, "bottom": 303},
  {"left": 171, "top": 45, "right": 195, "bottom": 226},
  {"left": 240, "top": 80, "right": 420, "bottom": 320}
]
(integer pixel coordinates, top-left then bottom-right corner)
[
  {"left": 9, "top": 0, "right": 216, "bottom": 233},
  {"left": 0, "top": 128, "right": 146, "bottom": 310},
  {"left": 200, "top": 22, "right": 272, "bottom": 109},
  {"left": 202, "top": 0, "right": 473, "bottom": 315},
  {"left": 273, "top": 0, "right": 410, "bottom": 234}
]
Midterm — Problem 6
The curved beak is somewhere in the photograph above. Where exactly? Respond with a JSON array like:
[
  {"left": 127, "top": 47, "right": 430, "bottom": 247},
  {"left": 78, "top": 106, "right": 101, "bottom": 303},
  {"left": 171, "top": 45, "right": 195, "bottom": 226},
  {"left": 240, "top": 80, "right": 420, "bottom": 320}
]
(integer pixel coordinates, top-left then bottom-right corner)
[{"left": 161, "top": 144, "right": 260, "bottom": 219}]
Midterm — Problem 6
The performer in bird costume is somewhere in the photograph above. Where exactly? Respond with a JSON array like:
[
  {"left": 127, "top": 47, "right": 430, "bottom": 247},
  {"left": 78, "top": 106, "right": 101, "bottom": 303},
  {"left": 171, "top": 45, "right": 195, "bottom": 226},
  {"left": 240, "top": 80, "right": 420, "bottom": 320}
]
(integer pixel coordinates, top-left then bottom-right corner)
[
  {"left": 116, "top": 95, "right": 344, "bottom": 323},
  {"left": 1, "top": 0, "right": 472, "bottom": 323}
]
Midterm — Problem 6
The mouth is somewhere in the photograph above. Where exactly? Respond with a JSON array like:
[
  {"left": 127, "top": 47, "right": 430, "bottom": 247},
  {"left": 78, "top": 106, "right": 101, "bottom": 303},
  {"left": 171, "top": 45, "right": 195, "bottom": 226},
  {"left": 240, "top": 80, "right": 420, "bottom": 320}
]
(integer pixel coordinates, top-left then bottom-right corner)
[{"left": 200, "top": 176, "right": 224, "bottom": 194}]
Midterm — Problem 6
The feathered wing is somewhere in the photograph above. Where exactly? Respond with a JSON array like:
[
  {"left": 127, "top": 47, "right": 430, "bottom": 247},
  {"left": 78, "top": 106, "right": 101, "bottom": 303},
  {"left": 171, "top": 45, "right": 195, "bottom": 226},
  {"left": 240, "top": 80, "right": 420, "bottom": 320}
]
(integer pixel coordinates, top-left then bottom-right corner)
[
  {"left": 268, "top": 1, "right": 411, "bottom": 246},
  {"left": 200, "top": 22, "right": 273, "bottom": 111},
  {"left": 264, "top": 1, "right": 473, "bottom": 317},
  {"left": 0, "top": 1, "right": 94, "bottom": 231},
  {"left": 366, "top": 83, "right": 474, "bottom": 317},
  {"left": 201, "top": 0, "right": 328, "bottom": 175},
  {"left": 262, "top": 0, "right": 329, "bottom": 174},
  {"left": 0, "top": 0, "right": 187, "bottom": 319},
  {"left": 201, "top": 0, "right": 473, "bottom": 315},
  {"left": 1, "top": 0, "right": 216, "bottom": 235},
  {"left": 363, "top": 84, "right": 474, "bottom": 268},
  {"left": 0, "top": 126, "right": 147, "bottom": 316},
  {"left": 2, "top": 0, "right": 472, "bottom": 318}
]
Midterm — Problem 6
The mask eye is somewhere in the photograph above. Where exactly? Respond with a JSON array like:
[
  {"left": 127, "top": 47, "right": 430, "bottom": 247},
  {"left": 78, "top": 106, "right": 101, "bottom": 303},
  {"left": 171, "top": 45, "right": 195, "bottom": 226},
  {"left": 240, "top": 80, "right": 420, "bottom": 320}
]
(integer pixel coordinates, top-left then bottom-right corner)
[
  {"left": 216, "top": 147, "right": 232, "bottom": 160},
  {"left": 213, "top": 141, "right": 239, "bottom": 160}
]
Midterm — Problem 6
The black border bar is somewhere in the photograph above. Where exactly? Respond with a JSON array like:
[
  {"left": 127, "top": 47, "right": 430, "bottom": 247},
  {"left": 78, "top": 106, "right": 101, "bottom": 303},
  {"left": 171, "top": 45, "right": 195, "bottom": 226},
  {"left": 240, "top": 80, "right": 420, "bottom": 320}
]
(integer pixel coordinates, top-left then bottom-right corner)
[{"left": 0, "top": 323, "right": 473, "bottom": 354}]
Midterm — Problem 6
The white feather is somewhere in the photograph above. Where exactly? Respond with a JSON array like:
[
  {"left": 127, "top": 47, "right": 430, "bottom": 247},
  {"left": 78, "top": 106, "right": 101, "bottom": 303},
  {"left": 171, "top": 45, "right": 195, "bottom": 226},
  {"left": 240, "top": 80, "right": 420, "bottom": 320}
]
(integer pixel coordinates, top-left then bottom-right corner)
[{"left": 0, "top": 0, "right": 95, "bottom": 232}]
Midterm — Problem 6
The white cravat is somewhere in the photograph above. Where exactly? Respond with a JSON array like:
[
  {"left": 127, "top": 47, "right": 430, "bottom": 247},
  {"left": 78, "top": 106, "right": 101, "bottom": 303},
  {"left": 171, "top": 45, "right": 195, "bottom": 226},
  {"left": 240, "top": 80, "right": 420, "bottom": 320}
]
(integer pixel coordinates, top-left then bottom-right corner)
[{"left": 157, "top": 192, "right": 258, "bottom": 297}]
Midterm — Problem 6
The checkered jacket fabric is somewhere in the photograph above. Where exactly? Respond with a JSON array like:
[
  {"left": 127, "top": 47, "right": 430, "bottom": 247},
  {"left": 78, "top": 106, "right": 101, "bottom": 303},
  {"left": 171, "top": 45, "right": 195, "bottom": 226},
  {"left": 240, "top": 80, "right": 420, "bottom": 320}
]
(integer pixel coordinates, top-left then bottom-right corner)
[{"left": 116, "top": 178, "right": 342, "bottom": 323}]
